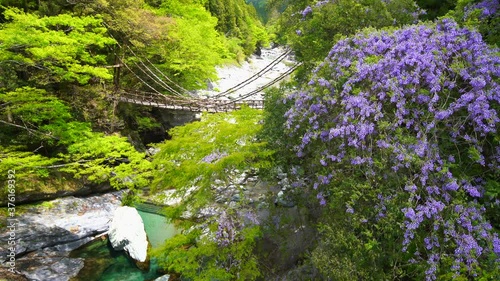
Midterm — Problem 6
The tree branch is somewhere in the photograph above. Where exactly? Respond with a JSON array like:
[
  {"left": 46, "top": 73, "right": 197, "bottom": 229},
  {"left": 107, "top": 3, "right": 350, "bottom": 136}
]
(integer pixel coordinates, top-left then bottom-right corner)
[
  {"left": 0, "top": 120, "right": 59, "bottom": 140},
  {"left": 35, "top": 157, "right": 114, "bottom": 169}
]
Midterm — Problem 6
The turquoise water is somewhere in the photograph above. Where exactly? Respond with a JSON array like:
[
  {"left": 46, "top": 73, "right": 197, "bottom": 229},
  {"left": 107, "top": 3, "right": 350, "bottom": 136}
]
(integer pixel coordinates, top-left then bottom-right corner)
[
  {"left": 70, "top": 207, "right": 176, "bottom": 281},
  {"left": 137, "top": 209, "right": 177, "bottom": 249}
]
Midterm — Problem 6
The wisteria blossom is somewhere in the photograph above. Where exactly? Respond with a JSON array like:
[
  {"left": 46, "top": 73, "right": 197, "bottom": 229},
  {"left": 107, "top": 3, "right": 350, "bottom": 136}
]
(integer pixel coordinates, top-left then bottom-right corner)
[
  {"left": 285, "top": 19, "right": 500, "bottom": 279},
  {"left": 465, "top": 0, "right": 499, "bottom": 18},
  {"left": 201, "top": 150, "right": 227, "bottom": 163}
]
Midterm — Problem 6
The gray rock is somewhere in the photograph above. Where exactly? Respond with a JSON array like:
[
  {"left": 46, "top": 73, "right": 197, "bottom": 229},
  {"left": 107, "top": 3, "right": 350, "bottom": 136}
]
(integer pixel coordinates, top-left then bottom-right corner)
[
  {"left": 235, "top": 172, "right": 248, "bottom": 185},
  {"left": 275, "top": 190, "right": 295, "bottom": 207},
  {"left": 154, "top": 109, "right": 200, "bottom": 128},
  {"left": 247, "top": 176, "right": 258, "bottom": 182},
  {"left": 0, "top": 191, "right": 123, "bottom": 263},
  {"left": 51, "top": 236, "right": 95, "bottom": 253},
  {"left": 0, "top": 267, "right": 29, "bottom": 280},
  {"left": 15, "top": 249, "right": 84, "bottom": 281},
  {"left": 231, "top": 194, "right": 241, "bottom": 202},
  {"left": 147, "top": 147, "right": 161, "bottom": 156}
]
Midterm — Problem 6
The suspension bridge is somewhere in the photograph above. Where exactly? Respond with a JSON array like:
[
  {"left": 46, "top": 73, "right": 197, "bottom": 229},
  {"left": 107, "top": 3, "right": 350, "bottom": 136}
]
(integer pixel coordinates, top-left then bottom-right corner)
[{"left": 110, "top": 42, "right": 299, "bottom": 113}]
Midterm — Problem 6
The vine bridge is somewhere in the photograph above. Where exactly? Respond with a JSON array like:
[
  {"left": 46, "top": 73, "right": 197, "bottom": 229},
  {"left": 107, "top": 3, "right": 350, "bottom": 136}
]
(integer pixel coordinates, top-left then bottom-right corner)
[{"left": 111, "top": 44, "right": 299, "bottom": 113}]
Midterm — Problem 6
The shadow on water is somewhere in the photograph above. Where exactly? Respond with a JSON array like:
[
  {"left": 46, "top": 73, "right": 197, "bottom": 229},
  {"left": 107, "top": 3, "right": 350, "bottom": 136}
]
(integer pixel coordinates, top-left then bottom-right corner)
[{"left": 70, "top": 205, "right": 177, "bottom": 281}]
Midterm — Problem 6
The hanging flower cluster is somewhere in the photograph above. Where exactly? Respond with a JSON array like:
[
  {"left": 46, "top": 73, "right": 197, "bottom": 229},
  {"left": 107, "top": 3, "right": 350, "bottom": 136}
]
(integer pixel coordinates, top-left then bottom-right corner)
[
  {"left": 201, "top": 150, "right": 228, "bottom": 163},
  {"left": 465, "top": 0, "right": 499, "bottom": 18},
  {"left": 285, "top": 19, "right": 500, "bottom": 279}
]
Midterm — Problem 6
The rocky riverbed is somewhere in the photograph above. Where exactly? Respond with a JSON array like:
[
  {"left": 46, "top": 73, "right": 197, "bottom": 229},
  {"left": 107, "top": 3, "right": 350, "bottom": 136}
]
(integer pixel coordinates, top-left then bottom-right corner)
[
  {"left": 0, "top": 191, "right": 124, "bottom": 280},
  {"left": 198, "top": 46, "right": 295, "bottom": 101}
]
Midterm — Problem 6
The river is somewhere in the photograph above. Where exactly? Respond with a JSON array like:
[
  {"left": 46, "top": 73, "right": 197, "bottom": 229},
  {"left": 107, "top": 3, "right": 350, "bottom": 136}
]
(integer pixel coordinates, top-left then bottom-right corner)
[{"left": 70, "top": 208, "right": 176, "bottom": 281}]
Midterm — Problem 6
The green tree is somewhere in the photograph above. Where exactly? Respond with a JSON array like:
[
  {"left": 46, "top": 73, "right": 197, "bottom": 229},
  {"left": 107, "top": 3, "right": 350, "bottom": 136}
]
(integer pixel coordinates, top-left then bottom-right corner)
[
  {"left": 0, "top": 87, "right": 152, "bottom": 198},
  {"left": 151, "top": 108, "right": 273, "bottom": 279},
  {"left": 0, "top": 8, "right": 115, "bottom": 89},
  {"left": 206, "top": 0, "right": 269, "bottom": 55},
  {"left": 416, "top": 0, "right": 456, "bottom": 20},
  {"left": 271, "top": 0, "right": 423, "bottom": 80}
]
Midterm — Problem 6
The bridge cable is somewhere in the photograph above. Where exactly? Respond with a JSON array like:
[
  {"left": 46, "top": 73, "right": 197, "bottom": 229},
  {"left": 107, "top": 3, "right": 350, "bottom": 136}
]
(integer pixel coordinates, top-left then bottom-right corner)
[
  {"left": 115, "top": 52, "right": 165, "bottom": 95},
  {"left": 131, "top": 60, "right": 184, "bottom": 97},
  {"left": 212, "top": 48, "right": 291, "bottom": 98},
  {"left": 102, "top": 22, "right": 184, "bottom": 97},
  {"left": 124, "top": 44, "right": 194, "bottom": 97},
  {"left": 211, "top": 48, "right": 292, "bottom": 98},
  {"left": 123, "top": 45, "right": 188, "bottom": 98},
  {"left": 224, "top": 63, "right": 301, "bottom": 104}
]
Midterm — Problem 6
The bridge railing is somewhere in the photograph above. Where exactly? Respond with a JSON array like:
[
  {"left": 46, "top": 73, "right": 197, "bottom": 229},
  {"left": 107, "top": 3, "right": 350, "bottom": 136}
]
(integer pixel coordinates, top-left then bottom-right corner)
[{"left": 114, "top": 90, "right": 264, "bottom": 112}]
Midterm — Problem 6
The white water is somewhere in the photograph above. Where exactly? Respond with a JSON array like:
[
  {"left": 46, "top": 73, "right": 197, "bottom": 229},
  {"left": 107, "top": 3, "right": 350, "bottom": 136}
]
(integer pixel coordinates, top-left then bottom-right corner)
[{"left": 198, "top": 46, "right": 295, "bottom": 101}]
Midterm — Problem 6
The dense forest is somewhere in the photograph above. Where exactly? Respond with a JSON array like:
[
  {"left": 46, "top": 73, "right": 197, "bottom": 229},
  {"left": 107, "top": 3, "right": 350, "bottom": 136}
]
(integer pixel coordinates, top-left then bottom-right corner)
[
  {"left": 0, "top": 0, "right": 267, "bottom": 197},
  {"left": 1, "top": 0, "right": 499, "bottom": 280}
]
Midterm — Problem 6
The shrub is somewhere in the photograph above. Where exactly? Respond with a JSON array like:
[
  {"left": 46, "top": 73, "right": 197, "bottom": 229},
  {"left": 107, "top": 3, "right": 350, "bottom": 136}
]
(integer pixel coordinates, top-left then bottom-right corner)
[{"left": 284, "top": 19, "right": 500, "bottom": 279}]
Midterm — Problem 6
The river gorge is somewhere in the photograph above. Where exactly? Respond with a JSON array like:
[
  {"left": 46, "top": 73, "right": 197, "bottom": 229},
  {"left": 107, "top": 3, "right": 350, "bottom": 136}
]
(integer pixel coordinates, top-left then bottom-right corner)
[{"left": 0, "top": 46, "right": 296, "bottom": 281}]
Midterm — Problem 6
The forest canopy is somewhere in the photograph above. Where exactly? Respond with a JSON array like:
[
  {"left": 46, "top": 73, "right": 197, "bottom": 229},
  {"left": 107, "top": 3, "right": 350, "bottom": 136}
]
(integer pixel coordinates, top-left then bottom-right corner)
[{"left": 0, "top": 0, "right": 268, "bottom": 200}]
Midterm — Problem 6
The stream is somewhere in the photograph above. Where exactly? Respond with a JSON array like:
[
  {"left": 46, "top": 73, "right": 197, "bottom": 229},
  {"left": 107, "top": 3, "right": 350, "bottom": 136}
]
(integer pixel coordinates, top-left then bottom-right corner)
[{"left": 70, "top": 207, "right": 176, "bottom": 281}]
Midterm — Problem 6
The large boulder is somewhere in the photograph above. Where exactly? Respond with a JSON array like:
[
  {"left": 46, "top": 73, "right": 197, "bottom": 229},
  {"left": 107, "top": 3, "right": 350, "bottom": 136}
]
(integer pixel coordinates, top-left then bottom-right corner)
[
  {"left": 108, "top": 206, "right": 150, "bottom": 267},
  {"left": 0, "top": 191, "right": 124, "bottom": 263}
]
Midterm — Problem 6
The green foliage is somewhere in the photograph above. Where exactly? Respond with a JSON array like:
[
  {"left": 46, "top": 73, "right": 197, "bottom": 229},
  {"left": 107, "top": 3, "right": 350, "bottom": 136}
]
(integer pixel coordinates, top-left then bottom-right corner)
[
  {"left": 246, "top": 0, "right": 270, "bottom": 22},
  {"left": 309, "top": 175, "right": 415, "bottom": 280},
  {"left": 0, "top": 133, "right": 152, "bottom": 196},
  {"left": 447, "top": 0, "right": 500, "bottom": 46},
  {"left": 0, "top": 146, "right": 58, "bottom": 191},
  {"left": 146, "top": 0, "right": 268, "bottom": 89},
  {"left": 259, "top": 83, "right": 298, "bottom": 167},
  {"left": 135, "top": 116, "right": 161, "bottom": 131},
  {"left": 152, "top": 1, "right": 228, "bottom": 88},
  {"left": 0, "top": 86, "right": 151, "bottom": 197},
  {"left": 0, "top": 8, "right": 115, "bottom": 87},
  {"left": 272, "top": 0, "right": 422, "bottom": 78},
  {"left": 74, "top": 0, "right": 172, "bottom": 46},
  {"left": 206, "top": 0, "right": 269, "bottom": 55},
  {"left": 61, "top": 133, "right": 152, "bottom": 189},
  {"left": 151, "top": 108, "right": 271, "bottom": 279},
  {"left": 155, "top": 225, "right": 262, "bottom": 280},
  {"left": 0, "top": 87, "right": 93, "bottom": 147},
  {"left": 152, "top": 107, "right": 273, "bottom": 193},
  {"left": 416, "top": 0, "right": 457, "bottom": 20}
]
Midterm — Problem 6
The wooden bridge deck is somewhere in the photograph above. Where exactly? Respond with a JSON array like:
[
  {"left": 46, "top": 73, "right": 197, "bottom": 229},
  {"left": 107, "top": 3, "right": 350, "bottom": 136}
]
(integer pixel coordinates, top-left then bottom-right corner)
[{"left": 115, "top": 91, "right": 264, "bottom": 112}]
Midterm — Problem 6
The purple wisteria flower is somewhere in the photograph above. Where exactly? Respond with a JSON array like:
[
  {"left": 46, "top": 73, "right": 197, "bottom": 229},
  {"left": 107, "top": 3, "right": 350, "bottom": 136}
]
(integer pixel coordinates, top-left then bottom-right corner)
[
  {"left": 466, "top": 0, "right": 499, "bottom": 18},
  {"left": 215, "top": 211, "right": 236, "bottom": 247},
  {"left": 284, "top": 18, "right": 500, "bottom": 279},
  {"left": 301, "top": 6, "right": 313, "bottom": 18},
  {"left": 201, "top": 150, "right": 227, "bottom": 163}
]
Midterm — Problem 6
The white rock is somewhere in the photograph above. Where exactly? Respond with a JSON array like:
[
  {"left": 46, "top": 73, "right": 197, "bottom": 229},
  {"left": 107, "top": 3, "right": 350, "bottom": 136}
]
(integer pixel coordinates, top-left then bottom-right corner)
[
  {"left": 108, "top": 206, "right": 149, "bottom": 262},
  {"left": 154, "top": 275, "right": 171, "bottom": 281}
]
